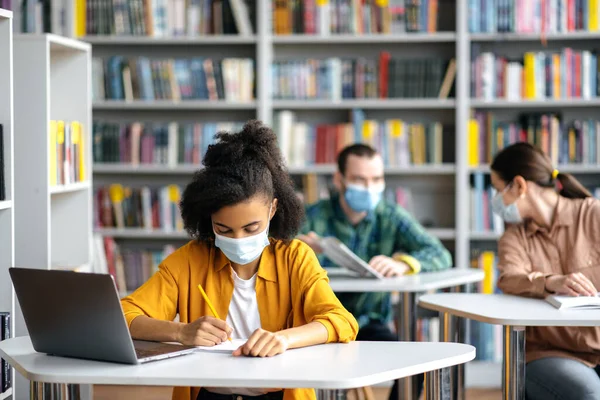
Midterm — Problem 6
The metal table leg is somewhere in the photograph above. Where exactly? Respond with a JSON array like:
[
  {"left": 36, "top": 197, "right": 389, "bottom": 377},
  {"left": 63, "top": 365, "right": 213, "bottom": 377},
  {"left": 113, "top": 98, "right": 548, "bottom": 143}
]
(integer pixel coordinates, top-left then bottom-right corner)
[
  {"left": 502, "top": 326, "right": 525, "bottom": 400},
  {"left": 448, "top": 284, "right": 468, "bottom": 400},
  {"left": 30, "top": 382, "right": 83, "bottom": 400},
  {"left": 439, "top": 311, "right": 465, "bottom": 400},
  {"left": 316, "top": 389, "right": 347, "bottom": 400},
  {"left": 398, "top": 291, "right": 419, "bottom": 400},
  {"left": 425, "top": 368, "right": 452, "bottom": 400}
]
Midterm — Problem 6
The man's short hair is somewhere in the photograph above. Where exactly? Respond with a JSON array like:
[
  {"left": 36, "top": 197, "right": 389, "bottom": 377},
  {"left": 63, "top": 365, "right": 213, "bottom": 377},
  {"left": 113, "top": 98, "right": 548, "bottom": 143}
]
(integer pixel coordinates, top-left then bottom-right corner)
[{"left": 337, "top": 144, "right": 378, "bottom": 175}]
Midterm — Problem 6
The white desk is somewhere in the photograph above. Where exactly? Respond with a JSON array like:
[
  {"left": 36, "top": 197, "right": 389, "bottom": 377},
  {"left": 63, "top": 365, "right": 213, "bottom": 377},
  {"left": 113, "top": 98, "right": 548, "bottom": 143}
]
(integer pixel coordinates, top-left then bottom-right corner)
[
  {"left": 326, "top": 268, "right": 484, "bottom": 400},
  {"left": 418, "top": 293, "right": 600, "bottom": 400},
  {"left": 0, "top": 337, "right": 475, "bottom": 400}
]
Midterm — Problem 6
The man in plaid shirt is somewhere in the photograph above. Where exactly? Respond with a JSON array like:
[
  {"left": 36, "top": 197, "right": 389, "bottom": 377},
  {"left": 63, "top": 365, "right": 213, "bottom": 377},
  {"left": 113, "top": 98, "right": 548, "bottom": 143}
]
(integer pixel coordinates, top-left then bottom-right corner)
[{"left": 298, "top": 143, "right": 452, "bottom": 400}]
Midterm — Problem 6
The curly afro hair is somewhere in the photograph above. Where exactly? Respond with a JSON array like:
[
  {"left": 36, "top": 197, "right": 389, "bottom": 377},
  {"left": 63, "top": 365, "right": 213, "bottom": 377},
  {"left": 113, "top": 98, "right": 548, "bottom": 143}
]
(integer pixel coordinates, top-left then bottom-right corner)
[{"left": 180, "top": 120, "right": 305, "bottom": 242}]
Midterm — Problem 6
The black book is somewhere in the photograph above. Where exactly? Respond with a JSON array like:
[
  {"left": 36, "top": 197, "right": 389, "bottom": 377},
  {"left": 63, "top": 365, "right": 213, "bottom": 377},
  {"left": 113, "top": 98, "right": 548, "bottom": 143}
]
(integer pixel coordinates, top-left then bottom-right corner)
[
  {"left": 0, "top": 124, "right": 5, "bottom": 201},
  {"left": 0, "top": 312, "right": 11, "bottom": 393}
]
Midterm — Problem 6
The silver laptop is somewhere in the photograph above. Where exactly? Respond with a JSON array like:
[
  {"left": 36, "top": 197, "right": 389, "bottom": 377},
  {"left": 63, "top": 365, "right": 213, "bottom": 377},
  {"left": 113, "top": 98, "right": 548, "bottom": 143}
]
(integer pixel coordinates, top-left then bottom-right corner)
[{"left": 9, "top": 267, "right": 196, "bottom": 364}]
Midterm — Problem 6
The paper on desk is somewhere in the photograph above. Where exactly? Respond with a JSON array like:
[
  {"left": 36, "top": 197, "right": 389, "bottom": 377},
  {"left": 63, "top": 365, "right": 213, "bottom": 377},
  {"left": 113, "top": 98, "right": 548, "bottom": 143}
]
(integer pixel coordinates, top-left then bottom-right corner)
[{"left": 195, "top": 339, "right": 246, "bottom": 352}]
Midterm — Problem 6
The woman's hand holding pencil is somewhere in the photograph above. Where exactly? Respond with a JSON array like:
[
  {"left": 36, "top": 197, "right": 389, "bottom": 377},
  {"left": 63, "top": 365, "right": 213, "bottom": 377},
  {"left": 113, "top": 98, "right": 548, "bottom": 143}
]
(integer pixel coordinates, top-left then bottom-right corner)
[
  {"left": 176, "top": 316, "right": 233, "bottom": 347},
  {"left": 175, "top": 284, "right": 234, "bottom": 346}
]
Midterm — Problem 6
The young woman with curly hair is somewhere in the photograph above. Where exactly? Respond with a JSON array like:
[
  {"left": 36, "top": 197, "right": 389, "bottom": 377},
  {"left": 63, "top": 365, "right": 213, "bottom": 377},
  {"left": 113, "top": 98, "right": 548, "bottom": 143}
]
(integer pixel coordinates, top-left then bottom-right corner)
[{"left": 120, "top": 120, "right": 358, "bottom": 400}]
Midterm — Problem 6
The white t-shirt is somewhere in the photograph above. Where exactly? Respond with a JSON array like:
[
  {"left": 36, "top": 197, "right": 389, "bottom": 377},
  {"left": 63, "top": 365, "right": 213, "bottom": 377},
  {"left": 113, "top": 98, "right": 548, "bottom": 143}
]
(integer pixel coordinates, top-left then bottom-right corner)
[{"left": 206, "top": 269, "right": 266, "bottom": 396}]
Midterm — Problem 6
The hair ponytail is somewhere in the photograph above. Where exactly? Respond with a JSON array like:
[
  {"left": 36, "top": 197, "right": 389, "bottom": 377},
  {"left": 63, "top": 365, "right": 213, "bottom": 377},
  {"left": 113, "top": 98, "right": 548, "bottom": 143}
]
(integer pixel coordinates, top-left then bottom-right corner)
[
  {"left": 556, "top": 172, "right": 592, "bottom": 199},
  {"left": 491, "top": 142, "right": 592, "bottom": 199}
]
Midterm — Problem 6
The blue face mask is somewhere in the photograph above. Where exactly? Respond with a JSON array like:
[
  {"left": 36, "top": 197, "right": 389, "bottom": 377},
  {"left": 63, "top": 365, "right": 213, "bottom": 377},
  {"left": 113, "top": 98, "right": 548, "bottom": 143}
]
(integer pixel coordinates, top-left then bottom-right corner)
[
  {"left": 214, "top": 205, "right": 272, "bottom": 265},
  {"left": 491, "top": 186, "right": 522, "bottom": 224},
  {"left": 344, "top": 183, "right": 385, "bottom": 213}
]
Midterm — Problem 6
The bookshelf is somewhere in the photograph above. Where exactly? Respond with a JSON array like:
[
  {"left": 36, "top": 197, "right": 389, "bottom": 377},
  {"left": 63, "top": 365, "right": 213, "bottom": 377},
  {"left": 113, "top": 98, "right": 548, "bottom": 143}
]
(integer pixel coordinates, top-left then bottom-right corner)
[
  {"left": 13, "top": 33, "right": 92, "bottom": 328},
  {"left": 0, "top": 8, "right": 14, "bottom": 400}
]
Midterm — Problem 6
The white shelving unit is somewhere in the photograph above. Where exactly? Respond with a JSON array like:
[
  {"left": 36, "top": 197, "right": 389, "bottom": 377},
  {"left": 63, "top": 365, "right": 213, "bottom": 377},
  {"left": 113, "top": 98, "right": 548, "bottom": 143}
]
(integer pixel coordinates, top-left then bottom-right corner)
[
  {"left": 12, "top": 33, "right": 93, "bottom": 400},
  {"left": 0, "top": 8, "right": 15, "bottom": 400},
  {"left": 13, "top": 32, "right": 93, "bottom": 330}
]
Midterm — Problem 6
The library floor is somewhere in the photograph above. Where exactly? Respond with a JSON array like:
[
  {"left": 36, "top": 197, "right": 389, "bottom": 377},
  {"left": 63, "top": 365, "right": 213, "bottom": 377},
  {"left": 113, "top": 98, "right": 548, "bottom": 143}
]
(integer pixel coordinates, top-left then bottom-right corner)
[{"left": 94, "top": 385, "right": 501, "bottom": 399}]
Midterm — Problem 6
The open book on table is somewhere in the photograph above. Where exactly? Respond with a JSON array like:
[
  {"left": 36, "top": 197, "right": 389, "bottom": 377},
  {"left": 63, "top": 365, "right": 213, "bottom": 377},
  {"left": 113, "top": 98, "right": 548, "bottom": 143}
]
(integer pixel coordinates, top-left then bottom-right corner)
[
  {"left": 545, "top": 294, "right": 600, "bottom": 310},
  {"left": 319, "top": 237, "right": 384, "bottom": 279}
]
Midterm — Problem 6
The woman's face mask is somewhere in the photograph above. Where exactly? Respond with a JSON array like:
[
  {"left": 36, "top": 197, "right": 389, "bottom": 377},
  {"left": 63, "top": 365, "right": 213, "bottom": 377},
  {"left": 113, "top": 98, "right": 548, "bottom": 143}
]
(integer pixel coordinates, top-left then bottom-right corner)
[
  {"left": 344, "top": 182, "right": 385, "bottom": 213},
  {"left": 491, "top": 184, "right": 523, "bottom": 224},
  {"left": 213, "top": 204, "right": 273, "bottom": 265}
]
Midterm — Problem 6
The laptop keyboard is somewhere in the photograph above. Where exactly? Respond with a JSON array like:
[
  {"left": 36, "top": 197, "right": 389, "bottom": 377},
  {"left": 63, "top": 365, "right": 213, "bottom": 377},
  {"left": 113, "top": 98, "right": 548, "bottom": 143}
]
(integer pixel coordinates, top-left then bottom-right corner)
[
  {"left": 134, "top": 342, "right": 192, "bottom": 359},
  {"left": 135, "top": 348, "right": 165, "bottom": 359}
]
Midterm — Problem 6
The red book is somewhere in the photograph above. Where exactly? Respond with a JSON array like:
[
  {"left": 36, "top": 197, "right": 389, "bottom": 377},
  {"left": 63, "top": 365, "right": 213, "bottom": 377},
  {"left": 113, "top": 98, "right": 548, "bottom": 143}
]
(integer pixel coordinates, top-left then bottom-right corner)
[{"left": 378, "top": 51, "right": 391, "bottom": 98}]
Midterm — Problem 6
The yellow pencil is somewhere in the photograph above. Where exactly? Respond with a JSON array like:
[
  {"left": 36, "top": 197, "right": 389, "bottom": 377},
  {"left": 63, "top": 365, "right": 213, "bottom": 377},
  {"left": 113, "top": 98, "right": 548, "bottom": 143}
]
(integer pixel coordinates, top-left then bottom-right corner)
[{"left": 197, "top": 284, "right": 231, "bottom": 341}]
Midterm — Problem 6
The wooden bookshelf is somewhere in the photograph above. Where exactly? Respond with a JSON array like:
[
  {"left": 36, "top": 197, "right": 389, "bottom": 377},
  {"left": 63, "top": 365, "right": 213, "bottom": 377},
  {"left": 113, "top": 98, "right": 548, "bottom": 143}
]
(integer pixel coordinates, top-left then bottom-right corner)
[{"left": 0, "top": 8, "right": 15, "bottom": 400}]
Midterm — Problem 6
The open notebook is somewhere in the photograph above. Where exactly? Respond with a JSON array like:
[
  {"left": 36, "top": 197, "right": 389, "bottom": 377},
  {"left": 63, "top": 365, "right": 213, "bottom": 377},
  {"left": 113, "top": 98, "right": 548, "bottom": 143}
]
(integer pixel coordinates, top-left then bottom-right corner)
[
  {"left": 545, "top": 294, "right": 600, "bottom": 310},
  {"left": 195, "top": 339, "right": 246, "bottom": 352}
]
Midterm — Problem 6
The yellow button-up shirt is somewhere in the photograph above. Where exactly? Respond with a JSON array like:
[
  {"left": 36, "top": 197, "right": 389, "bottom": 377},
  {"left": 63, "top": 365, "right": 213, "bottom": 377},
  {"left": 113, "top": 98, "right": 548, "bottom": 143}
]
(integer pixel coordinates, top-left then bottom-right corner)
[{"left": 121, "top": 238, "right": 359, "bottom": 400}]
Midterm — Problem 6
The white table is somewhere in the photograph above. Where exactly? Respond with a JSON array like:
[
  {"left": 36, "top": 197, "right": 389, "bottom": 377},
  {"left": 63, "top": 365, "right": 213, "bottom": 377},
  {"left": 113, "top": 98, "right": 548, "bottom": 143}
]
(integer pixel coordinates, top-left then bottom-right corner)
[
  {"left": 418, "top": 293, "right": 600, "bottom": 400},
  {"left": 326, "top": 268, "right": 484, "bottom": 400},
  {"left": 0, "top": 336, "right": 475, "bottom": 400}
]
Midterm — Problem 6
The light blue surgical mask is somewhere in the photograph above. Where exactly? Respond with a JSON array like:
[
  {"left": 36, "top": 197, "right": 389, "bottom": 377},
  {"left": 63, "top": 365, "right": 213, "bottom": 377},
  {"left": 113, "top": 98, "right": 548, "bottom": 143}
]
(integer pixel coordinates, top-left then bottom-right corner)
[
  {"left": 491, "top": 185, "right": 522, "bottom": 224},
  {"left": 344, "top": 183, "right": 385, "bottom": 213},
  {"left": 214, "top": 205, "right": 272, "bottom": 265}
]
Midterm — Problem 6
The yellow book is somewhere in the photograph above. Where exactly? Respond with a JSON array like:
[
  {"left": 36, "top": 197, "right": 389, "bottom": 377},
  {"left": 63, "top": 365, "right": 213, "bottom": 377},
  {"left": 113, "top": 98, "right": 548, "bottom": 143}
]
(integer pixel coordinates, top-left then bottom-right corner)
[
  {"left": 523, "top": 52, "right": 536, "bottom": 99},
  {"left": 76, "top": 122, "right": 86, "bottom": 182},
  {"left": 56, "top": 121, "right": 65, "bottom": 185},
  {"left": 552, "top": 54, "right": 561, "bottom": 99},
  {"left": 467, "top": 119, "right": 479, "bottom": 167},
  {"left": 590, "top": 0, "right": 599, "bottom": 31},
  {"left": 49, "top": 121, "right": 57, "bottom": 186},
  {"left": 75, "top": 0, "right": 86, "bottom": 37},
  {"left": 480, "top": 251, "right": 496, "bottom": 295},
  {"left": 71, "top": 122, "right": 80, "bottom": 182},
  {"left": 569, "top": 128, "right": 576, "bottom": 162}
]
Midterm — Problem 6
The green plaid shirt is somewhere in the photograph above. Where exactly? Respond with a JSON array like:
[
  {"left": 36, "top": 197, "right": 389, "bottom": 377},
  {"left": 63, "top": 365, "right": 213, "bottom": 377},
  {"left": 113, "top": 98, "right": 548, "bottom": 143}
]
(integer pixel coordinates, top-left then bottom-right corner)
[{"left": 300, "top": 194, "right": 453, "bottom": 328}]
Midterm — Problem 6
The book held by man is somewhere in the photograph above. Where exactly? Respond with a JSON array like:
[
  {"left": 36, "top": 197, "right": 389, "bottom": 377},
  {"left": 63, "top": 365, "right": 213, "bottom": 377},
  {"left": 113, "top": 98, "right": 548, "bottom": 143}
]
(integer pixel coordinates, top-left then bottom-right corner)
[
  {"left": 319, "top": 237, "right": 384, "bottom": 279},
  {"left": 545, "top": 294, "right": 600, "bottom": 310}
]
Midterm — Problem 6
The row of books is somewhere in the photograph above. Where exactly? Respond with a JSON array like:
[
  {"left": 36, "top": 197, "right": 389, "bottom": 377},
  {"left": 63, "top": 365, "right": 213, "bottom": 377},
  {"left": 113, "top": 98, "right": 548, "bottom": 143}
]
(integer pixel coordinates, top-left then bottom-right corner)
[
  {"left": 469, "top": 0, "right": 600, "bottom": 34},
  {"left": 273, "top": 0, "right": 440, "bottom": 35},
  {"left": 275, "top": 110, "right": 447, "bottom": 167},
  {"left": 94, "top": 236, "right": 176, "bottom": 295},
  {"left": 0, "top": 312, "right": 10, "bottom": 393},
  {"left": 468, "top": 112, "right": 600, "bottom": 166},
  {"left": 92, "top": 121, "right": 244, "bottom": 165},
  {"left": 469, "top": 249, "right": 503, "bottom": 362},
  {"left": 470, "top": 172, "right": 505, "bottom": 234},
  {"left": 0, "top": 125, "right": 5, "bottom": 201},
  {"left": 93, "top": 56, "right": 255, "bottom": 102},
  {"left": 2, "top": 0, "right": 84, "bottom": 35},
  {"left": 471, "top": 48, "right": 600, "bottom": 100},
  {"left": 84, "top": 0, "right": 254, "bottom": 36},
  {"left": 94, "top": 184, "right": 183, "bottom": 231},
  {"left": 272, "top": 56, "right": 455, "bottom": 100},
  {"left": 50, "top": 120, "right": 87, "bottom": 187}
]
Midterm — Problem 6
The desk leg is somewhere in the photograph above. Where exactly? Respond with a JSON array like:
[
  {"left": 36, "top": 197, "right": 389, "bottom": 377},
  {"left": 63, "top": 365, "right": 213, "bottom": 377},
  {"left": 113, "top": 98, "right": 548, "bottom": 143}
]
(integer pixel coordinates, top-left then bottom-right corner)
[
  {"left": 316, "top": 389, "right": 347, "bottom": 400},
  {"left": 425, "top": 368, "right": 451, "bottom": 400},
  {"left": 439, "top": 312, "right": 464, "bottom": 400},
  {"left": 398, "top": 292, "right": 418, "bottom": 400},
  {"left": 448, "top": 285, "right": 468, "bottom": 400},
  {"left": 30, "top": 382, "right": 83, "bottom": 399},
  {"left": 502, "top": 326, "right": 525, "bottom": 400}
]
